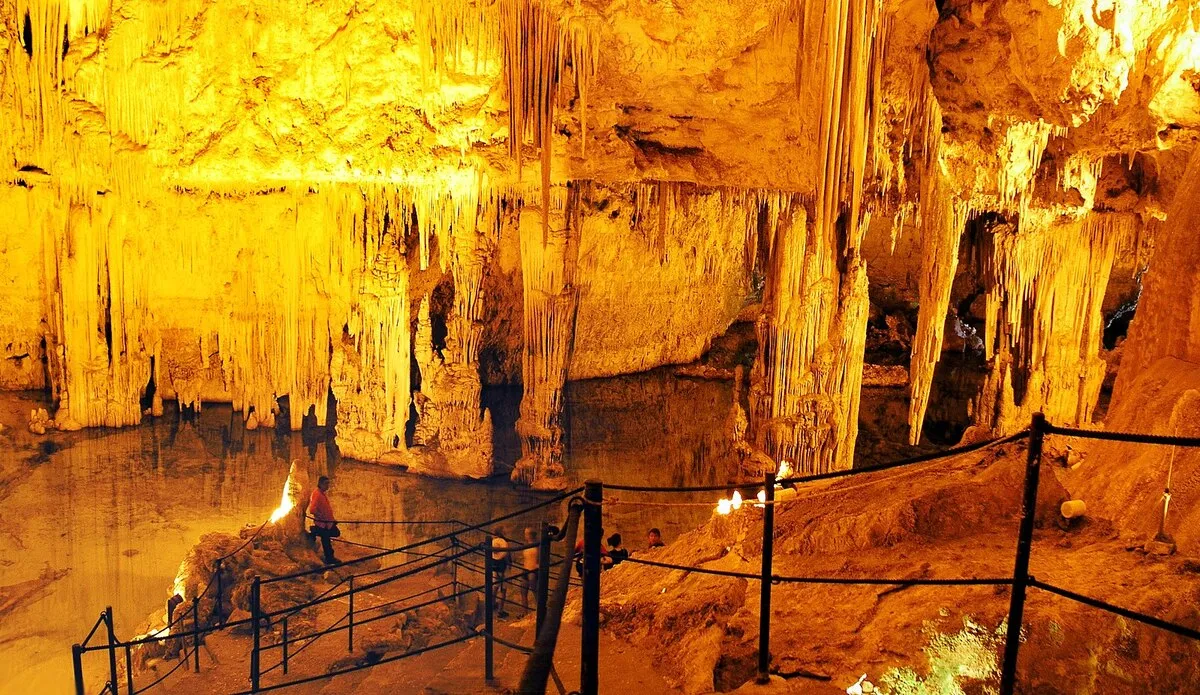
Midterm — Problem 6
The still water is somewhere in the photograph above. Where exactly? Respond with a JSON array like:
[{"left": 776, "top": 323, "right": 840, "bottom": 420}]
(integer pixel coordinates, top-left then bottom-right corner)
[{"left": 0, "top": 370, "right": 736, "bottom": 693}]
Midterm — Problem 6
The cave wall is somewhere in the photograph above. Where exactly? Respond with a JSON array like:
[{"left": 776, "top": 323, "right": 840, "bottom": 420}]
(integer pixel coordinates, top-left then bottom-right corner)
[{"left": 4, "top": 0, "right": 1200, "bottom": 482}]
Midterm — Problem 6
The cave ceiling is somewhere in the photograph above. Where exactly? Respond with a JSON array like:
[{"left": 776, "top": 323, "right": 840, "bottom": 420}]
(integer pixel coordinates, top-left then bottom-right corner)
[{"left": 2, "top": 0, "right": 1198, "bottom": 212}]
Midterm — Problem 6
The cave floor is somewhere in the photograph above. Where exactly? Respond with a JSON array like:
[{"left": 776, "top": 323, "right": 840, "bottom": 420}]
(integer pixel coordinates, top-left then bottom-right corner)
[{"left": 595, "top": 439, "right": 1200, "bottom": 693}]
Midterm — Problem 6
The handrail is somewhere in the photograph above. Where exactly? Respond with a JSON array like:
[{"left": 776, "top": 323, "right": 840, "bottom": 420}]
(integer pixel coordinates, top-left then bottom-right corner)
[
  {"left": 1044, "top": 423, "right": 1200, "bottom": 447},
  {"left": 1029, "top": 578, "right": 1200, "bottom": 641},
  {"left": 230, "top": 634, "right": 477, "bottom": 694},
  {"left": 265, "top": 487, "right": 582, "bottom": 585},
  {"left": 80, "top": 613, "right": 107, "bottom": 648},
  {"left": 603, "top": 430, "right": 1029, "bottom": 493},
  {"left": 74, "top": 414, "right": 1200, "bottom": 695},
  {"left": 620, "top": 556, "right": 1013, "bottom": 586}
]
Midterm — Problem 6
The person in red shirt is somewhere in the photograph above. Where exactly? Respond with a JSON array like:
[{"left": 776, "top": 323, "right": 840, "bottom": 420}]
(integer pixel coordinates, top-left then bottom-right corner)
[
  {"left": 308, "top": 476, "right": 339, "bottom": 564},
  {"left": 574, "top": 524, "right": 612, "bottom": 575}
]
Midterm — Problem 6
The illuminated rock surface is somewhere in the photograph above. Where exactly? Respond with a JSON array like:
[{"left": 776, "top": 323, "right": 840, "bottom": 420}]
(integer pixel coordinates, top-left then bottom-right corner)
[
  {"left": 5, "top": 0, "right": 1200, "bottom": 690},
  {"left": 3, "top": 0, "right": 1200, "bottom": 480}
]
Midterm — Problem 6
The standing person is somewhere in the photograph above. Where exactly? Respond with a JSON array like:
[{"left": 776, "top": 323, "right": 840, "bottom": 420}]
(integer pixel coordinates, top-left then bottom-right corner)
[
  {"left": 308, "top": 476, "right": 339, "bottom": 565},
  {"left": 520, "top": 527, "right": 540, "bottom": 610},
  {"left": 607, "top": 533, "right": 629, "bottom": 567},
  {"left": 491, "top": 533, "right": 511, "bottom": 618},
  {"left": 647, "top": 527, "right": 665, "bottom": 549}
]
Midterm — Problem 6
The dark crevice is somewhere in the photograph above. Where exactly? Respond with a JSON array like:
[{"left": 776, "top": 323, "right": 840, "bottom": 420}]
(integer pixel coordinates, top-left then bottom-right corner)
[
  {"left": 22, "top": 12, "right": 33, "bottom": 57},
  {"left": 140, "top": 356, "right": 157, "bottom": 413},
  {"left": 1104, "top": 294, "right": 1139, "bottom": 349}
]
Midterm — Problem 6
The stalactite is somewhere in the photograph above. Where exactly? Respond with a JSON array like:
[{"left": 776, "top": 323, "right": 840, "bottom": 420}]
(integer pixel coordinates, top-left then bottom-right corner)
[
  {"left": 906, "top": 94, "right": 971, "bottom": 445},
  {"left": 1058, "top": 152, "right": 1104, "bottom": 210},
  {"left": 969, "top": 211, "right": 1138, "bottom": 436},
  {"left": 36, "top": 189, "right": 152, "bottom": 430},
  {"left": 564, "top": 16, "right": 599, "bottom": 159},
  {"left": 415, "top": 0, "right": 501, "bottom": 83},
  {"left": 339, "top": 236, "right": 411, "bottom": 458},
  {"left": 748, "top": 0, "right": 887, "bottom": 474},
  {"left": 499, "top": 0, "right": 597, "bottom": 237},
  {"left": 996, "top": 119, "right": 1067, "bottom": 213}
]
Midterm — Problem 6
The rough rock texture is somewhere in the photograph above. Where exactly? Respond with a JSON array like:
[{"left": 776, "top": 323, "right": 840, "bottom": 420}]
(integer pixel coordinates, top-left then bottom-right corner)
[
  {"left": 2, "top": 0, "right": 1200, "bottom": 481},
  {"left": 1071, "top": 356, "right": 1200, "bottom": 557},
  {"left": 595, "top": 443, "right": 1200, "bottom": 694},
  {"left": 1114, "top": 148, "right": 1200, "bottom": 394}
]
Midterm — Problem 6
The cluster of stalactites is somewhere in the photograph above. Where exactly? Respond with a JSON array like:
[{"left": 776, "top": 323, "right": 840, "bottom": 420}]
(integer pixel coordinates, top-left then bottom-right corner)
[
  {"left": 970, "top": 211, "right": 1138, "bottom": 434},
  {"left": 34, "top": 189, "right": 150, "bottom": 429},
  {"left": 415, "top": 0, "right": 502, "bottom": 82},
  {"left": 996, "top": 119, "right": 1068, "bottom": 215},
  {"left": 4, "top": 0, "right": 208, "bottom": 199},
  {"left": 498, "top": 0, "right": 597, "bottom": 239},
  {"left": 773, "top": 0, "right": 887, "bottom": 246},
  {"left": 414, "top": 0, "right": 599, "bottom": 233},
  {"left": 28, "top": 176, "right": 510, "bottom": 440},
  {"left": 742, "top": 0, "right": 885, "bottom": 474}
]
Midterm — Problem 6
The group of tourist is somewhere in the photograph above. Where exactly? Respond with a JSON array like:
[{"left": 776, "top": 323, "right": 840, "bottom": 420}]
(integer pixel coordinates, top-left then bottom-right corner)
[
  {"left": 302, "top": 477, "right": 673, "bottom": 620},
  {"left": 571, "top": 524, "right": 666, "bottom": 574},
  {"left": 481, "top": 523, "right": 669, "bottom": 617}
]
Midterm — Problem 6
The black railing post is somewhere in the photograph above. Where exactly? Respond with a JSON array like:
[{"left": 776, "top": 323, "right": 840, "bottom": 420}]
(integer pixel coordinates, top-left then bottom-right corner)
[
  {"left": 72, "top": 643, "right": 85, "bottom": 695},
  {"left": 124, "top": 644, "right": 134, "bottom": 695},
  {"left": 536, "top": 520, "right": 553, "bottom": 634},
  {"left": 192, "top": 597, "right": 201, "bottom": 672},
  {"left": 281, "top": 617, "right": 289, "bottom": 675},
  {"left": 999, "top": 412, "right": 1046, "bottom": 695},
  {"left": 484, "top": 541, "right": 495, "bottom": 683},
  {"left": 757, "top": 471, "right": 776, "bottom": 684},
  {"left": 213, "top": 559, "right": 224, "bottom": 625},
  {"left": 250, "top": 576, "right": 262, "bottom": 692},
  {"left": 581, "top": 480, "right": 603, "bottom": 695},
  {"left": 104, "top": 606, "right": 119, "bottom": 691},
  {"left": 450, "top": 537, "right": 460, "bottom": 602},
  {"left": 347, "top": 575, "right": 355, "bottom": 653}
]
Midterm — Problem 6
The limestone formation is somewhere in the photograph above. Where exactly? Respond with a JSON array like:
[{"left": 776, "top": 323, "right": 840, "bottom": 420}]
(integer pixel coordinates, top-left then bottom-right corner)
[{"left": 2, "top": 0, "right": 1200, "bottom": 485}]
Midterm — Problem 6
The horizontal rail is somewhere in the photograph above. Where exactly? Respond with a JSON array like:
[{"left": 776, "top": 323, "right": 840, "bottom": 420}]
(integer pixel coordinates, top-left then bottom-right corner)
[
  {"left": 264, "top": 487, "right": 582, "bottom": 585},
  {"left": 233, "top": 633, "right": 477, "bottom": 693},
  {"left": 1029, "top": 578, "right": 1200, "bottom": 641},
  {"left": 605, "top": 431, "right": 1029, "bottom": 493},
  {"left": 622, "top": 557, "right": 1013, "bottom": 586},
  {"left": 1044, "top": 423, "right": 1200, "bottom": 447},
  {"left": 262, "top": 546, "right": 476, "bottom": 619}
]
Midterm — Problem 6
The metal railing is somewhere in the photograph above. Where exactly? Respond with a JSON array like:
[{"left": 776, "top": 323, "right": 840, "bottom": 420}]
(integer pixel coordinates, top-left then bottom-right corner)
[
  {"left": 574, "top": 413, "right": 1200, "bottom": 695},
  {"left": 70, "top": 490, "right": 581, "bottom": 695},
  {"left": 70, "top": 412, "right": 1200, "bottom": 694}
]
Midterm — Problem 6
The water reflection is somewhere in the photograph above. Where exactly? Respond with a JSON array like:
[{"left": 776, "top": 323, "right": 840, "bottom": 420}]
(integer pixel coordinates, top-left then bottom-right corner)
[{"left": 0, "top": 369, "right": 737, "bottom": 693}]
